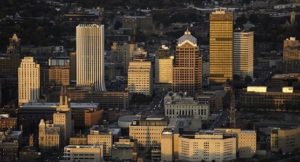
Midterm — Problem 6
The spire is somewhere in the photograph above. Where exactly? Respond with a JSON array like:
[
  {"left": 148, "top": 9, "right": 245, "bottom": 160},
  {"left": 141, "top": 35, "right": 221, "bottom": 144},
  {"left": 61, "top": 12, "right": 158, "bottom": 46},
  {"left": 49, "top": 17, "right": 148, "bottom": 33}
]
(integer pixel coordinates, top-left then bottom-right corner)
[
  {"left": 58, "top": 86, "right": 70, "bottom": 111},
  {"left": 184, "top": 27, "right": 191, "bottom": 35}
]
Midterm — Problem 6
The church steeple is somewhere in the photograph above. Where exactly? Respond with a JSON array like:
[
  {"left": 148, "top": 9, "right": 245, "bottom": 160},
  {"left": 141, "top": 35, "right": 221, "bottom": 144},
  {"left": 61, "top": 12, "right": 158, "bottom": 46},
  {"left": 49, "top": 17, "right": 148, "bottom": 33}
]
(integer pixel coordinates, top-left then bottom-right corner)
[{"left": 58, "top": 86, "right": 70, "bottom": 111}]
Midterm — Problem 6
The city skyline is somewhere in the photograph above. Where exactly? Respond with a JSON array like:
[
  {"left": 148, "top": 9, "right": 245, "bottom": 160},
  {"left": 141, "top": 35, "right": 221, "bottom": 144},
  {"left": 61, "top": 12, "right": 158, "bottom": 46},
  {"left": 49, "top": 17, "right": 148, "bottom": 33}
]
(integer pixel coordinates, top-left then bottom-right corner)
[{"left": 0, "top": 1, "right": 300, "bottom": 162}]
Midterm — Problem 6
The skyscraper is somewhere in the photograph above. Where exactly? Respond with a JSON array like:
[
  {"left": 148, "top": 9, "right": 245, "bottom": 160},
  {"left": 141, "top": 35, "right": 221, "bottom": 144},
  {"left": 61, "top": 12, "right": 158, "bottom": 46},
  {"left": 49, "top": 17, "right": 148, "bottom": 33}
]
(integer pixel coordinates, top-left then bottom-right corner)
[
  {"left": 18, "top": 57, "right": 40, "bottom": 106},
  {"left": 233, "top": 31, "right": 254, "bottom": 78},
  {"left": 209, "top": 9, "right": 234, "bottom": 84},
  {"left": 173, "top": 29, "right": 202, "bottom": 95},
  {"left": 76, "top": 24, "right": 106, "bottom": 91}
]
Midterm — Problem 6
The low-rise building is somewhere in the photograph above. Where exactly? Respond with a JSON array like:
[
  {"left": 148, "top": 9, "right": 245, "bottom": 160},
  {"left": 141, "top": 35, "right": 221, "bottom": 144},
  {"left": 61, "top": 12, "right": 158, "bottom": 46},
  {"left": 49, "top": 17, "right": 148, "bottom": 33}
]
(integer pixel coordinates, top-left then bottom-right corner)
[
  {"left": 178, "top": 131, "right": 236, "bottom": 162},
  {"left": 215, "top": 128, "right": 256, "bottom": 158},
  {"left": 0, "top": 114, "right": 17, "bottom": 130},
  {"left": 38, "top": 119, "right": 61, "bottom": 151},
  {"left": 271, "top": 127, "right": 300, "bottom": 153},
  {"left": 164, "top": 92, "right": 209, "bottom": 120},
  {"left": 239, "top": 86, "right": 300, "bottom": 112},
  {"left": 61, "top": 145, "right": 103, "bottom": 162},
  {"left": 111, "top": 137, "right": 137, "bottom": 161},
  {"left": 87, "top": 125, "right": 113, "bottom": 157},
  {"left": 0, "top": 129, "right": 21, "bottom": 162},
  {"left": 129, "top": 117, "right": 168, "bottom": 148}
]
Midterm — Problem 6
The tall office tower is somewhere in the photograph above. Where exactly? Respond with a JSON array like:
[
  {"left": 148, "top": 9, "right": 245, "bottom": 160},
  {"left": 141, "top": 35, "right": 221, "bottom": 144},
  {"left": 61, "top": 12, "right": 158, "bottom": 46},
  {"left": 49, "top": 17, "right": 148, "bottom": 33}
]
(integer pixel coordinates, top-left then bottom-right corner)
[
  {"left": 173, "top": 29, "right": 202, "bottom": 95},
  {"left": 155, "top": 45, "right": 174, "bottom": 84},
  {"left": 18, "top": 57, "right": 40, "bottom": 106},
  {"left": 209, "top": 9, "right": 234, "bottom": 84},
  {"left": 128, "top": 59, "right": 152, "bottom": 96},
  {"left": 283, "top": 37, "right": 300, "bottom": 73},
  {"left": 76, "top": 24, "right": 106, "bottom": 91},
  {"left": 53, "top": 87, "right": 72, "bottom": 146},
  {"left": 233, "top": 31, "right": 254, "bottom": 78}
]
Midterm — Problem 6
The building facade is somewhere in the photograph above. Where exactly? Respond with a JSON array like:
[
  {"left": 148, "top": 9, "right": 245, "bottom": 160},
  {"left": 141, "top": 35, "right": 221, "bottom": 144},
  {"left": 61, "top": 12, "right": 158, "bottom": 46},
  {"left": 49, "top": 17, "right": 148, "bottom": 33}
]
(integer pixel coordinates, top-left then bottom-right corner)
[
  {"left": 164, "top": 92, "right": 209, "bottom": 120},
  {"left": 215, "top": 128, "right": 256, "bottom": 158},
  {"left": 271, "top": 127, "right": 300, "bottom": 153},
  {"left": 209, "top": 9, "right": 234, "bottom": 84},
  {"left": 233, "top": 31, "right": 254, "bottom": 78},
  {"left": 128, "top": 59, "right": 152, "bottom": 96},
  {"left": 76, "top": 24, "right": 106, "bottom": 91},
  {"left": 283, "top": 37, "right": 300, "bottom": 73},
  {"left": 38, "top": 119, "right": 61, "bottom": 151},
  {"left": 239, "top": 86, "right": 300, "bottom": 112},
  {"left": 61, "top": 145, "right": 103, "bottom": 162},
  {"left": 87, "top": 125, "right": 113, "bottom": 157},
  {"left": 178, "top": 131, "right": 236, "bottom": 162},
  {"left": 18, "top": 57, "right": 40, "bottom": 106},
  {"left": 155, "top": 45, "right": 173, "bottom": 84},
  {"left": 173, "top": 29, "right": 202, "bottom": 95},
  {"left": 129, "top": 118, "right": 168, "bottom": 148}
]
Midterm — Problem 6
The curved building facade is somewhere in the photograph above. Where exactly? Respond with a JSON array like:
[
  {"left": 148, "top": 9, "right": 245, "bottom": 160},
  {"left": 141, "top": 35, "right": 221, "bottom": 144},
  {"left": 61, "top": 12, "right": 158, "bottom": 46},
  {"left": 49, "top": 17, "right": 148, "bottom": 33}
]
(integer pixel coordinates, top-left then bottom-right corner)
[{"left": 76, "top": 24, "right": 106, "bottom": 91}]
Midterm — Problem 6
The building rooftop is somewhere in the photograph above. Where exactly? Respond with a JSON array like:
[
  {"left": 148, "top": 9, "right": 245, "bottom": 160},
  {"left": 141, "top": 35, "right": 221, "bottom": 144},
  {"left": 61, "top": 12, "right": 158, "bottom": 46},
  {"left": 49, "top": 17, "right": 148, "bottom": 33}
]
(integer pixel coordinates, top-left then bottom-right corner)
[
  {"left": 65, "top": 145, "right": 102, "bottom": 149},
  {"left": 177, "top": 29, "right": 197, "bottom": 47}
]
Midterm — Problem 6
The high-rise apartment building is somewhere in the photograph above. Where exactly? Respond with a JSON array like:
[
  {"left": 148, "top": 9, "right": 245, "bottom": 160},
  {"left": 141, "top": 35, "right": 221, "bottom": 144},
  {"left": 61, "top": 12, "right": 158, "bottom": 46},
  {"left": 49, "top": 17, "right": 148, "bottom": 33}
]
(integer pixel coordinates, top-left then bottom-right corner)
[
  {"left": 76, "top": 24, "right": 106, "bottom": 91},
  {"left": 128, "top": 59, "right": 152, "bottom": 96},
  {"left": 209, "top": 9, "right": 234, "bottom": 84},
  {"left": 233, "top": 31, "right": 254, "bottom": 78},
  {"left": 173, "top": 29, "right": 202, "bottom": 95},
  {"left": 283, "top": 37, "right": 300, "bottom": 73},
  {"left": 18, "top": 57, "right": 40, "bottom": 106}
]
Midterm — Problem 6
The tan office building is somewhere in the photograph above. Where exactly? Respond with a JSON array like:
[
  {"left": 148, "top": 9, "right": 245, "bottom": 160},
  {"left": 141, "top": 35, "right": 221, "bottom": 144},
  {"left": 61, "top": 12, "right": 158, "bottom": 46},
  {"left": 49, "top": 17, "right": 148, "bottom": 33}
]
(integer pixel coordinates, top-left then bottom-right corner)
[
  {"left": 129, "top": 118, "right": 168, "bottom": 148},
  {"left": 178, "top": 131, "right": 236, "bottom": 162},
  {"left": 87, "top": 125, "right": 113, "bottom": 156},
  {"left": 233, "top": 32, "right": 254, "bottom": 78},
  {"left": 128, "top": 59, "right": 152, "bottom": 96},
  {"left": 215, "top": 128, "right": 256, "bottom": 158},
  {"left": 271, "top": 127, "right": 300, "bottom": 153},
  {"left": 18, "top": 57, "right": 40, "bottom": 106},
  {"left": 173, "top": 29, "right": 202, "bottom": 95},
  {"left": 209, "top": 9, "right": 234, "bottom": 84},
  {"left": 48, "top": 66, "right": 70, "bottom": 86}
]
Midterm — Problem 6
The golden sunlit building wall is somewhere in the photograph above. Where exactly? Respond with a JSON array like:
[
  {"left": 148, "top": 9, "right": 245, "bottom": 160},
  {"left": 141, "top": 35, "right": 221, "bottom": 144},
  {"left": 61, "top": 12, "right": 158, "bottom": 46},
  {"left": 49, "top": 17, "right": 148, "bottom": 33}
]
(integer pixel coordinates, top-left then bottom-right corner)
[
  {"left": 209, "top": 9, "right": 234, "bottom": 84},
  {"left": 215, "top": 128, "right": 256, "bottom": 158},
  {"left": 128, "top": 59, "right": 152, "bottom": 96},
  {"left": 18, "top": 57, "right": 40, "bottom": 106},
  {"left": 129, "top": 118, "right": 168, "bottom": 148}
]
